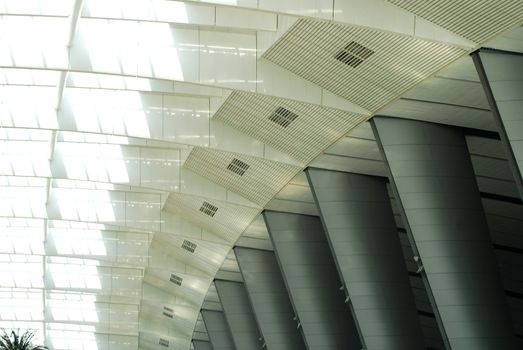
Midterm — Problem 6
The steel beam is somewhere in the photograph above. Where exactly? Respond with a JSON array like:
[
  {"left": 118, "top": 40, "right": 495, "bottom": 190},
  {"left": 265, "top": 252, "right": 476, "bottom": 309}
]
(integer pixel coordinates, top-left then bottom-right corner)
[{"left": 201, "top": 310, "right": 236, "bottom": 350}]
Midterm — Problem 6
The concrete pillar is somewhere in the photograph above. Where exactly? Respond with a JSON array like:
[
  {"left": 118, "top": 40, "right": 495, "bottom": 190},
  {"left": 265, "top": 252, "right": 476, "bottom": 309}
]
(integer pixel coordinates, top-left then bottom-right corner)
[
  {"left": 235, "top": 247, "right": 306, "bottom": 350},
  {"left": 306, "top": 168, "right": 425, "bottom": 349},
  {"left": 263, "top": 211, "right": 362, "bottom": 350},
  {"left": 201, "top": 310, "right": 236, "bottom": 350},
  {"left": 473, "top": 49, "right": 523, "bottom": 200},
  {"left": 372, "top": 116, "right": 517, "bottom": 349},
  {"left": 214, "top": 280, "right": 262, "bottom": 350}
]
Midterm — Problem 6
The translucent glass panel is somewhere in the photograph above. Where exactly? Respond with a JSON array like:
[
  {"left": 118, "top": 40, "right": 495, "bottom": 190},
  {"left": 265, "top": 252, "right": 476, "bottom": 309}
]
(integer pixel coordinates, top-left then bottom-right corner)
[
  {"left": 46, "top": 226, "right": 150, "bottom": 266},
  {"left": 59, "top": 88, "right": 210, "bottom": 145},
  {"left": 53, "top": 142, "right": 181, "bottom": 192},
  {"left": 0, "top": 0, "right": 74, "bottom": 16},
  {"left": 0, "top": 254, "right": 43, "bottom": 288},
  {"left": 0, "top": 288, "right": 43, "bottom": 321},
  {"left": 46, "top": 257, "right": 143, "bottom": 298},
  {"left": 0, "top": 68, "right": 60, "bottom": 86},
  {"left": 0, "top": 177, "right": 47, "bottom": 217},
  {"left": 0, "top": 217, "right": 44, "bottom": 255},
  {"left": 0, "top": 86, "right": 58, "bottom": 129},
  {"left": 0, "top": 15, "right": 68, "bottom": 68}
]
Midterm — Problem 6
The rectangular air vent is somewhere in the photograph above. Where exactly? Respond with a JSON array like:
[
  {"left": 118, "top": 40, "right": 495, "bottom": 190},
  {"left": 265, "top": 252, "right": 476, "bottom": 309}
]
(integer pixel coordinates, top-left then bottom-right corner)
[
  {"left": 163, "top": 306, "right": 174, "bottom": 319},
  {"left": 199, "top": 201, "right": 218, "bottom": 217},
  {"left": 268, "top": 107, "right": 298, "bottom": 128},
  {"left": 227, "top": 158, "right": 250, "bottom": 176},
  {"left": 334, "top": 41, "right": 374, "bottom": 68},
  {"left": 181, "top": 239, "right": 197, "bottom": 253},
  {"left": 159, "top": 338, "right": 169, "bottom": 347},
  {"left": 170, "top": 273, "right": 183, "bottom": 286}
]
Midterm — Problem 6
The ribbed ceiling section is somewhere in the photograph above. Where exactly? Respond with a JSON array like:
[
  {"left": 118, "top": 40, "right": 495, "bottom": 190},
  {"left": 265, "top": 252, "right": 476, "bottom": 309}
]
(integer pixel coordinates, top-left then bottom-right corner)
[
  {"left": 163, "top": 193, "right": 259, "bottom": 243},
  {"left": 387, "top": 0, "right": 523, "bottom": 43},
  {"left": 213, "top": 90, "right": 367, "bottom": 165},
  {"left": 263, "top": 18, "right": 466, "bottom": 112},
  {"left": 184, "top": 147, "right": 302, "bottom": 207}
]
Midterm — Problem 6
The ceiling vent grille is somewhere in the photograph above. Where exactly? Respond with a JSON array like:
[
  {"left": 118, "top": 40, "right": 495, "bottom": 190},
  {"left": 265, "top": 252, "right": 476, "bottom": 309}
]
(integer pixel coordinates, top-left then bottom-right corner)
[
  {"left": 227, "top": 158, "right": 250, "bottom": 176},
  {"left": 268, "top": 107, "right": 298, "bottom": 128},
  {"left": 181, "top": 239, "right": 197, "bottom": 253},
  {"left": 163, "top": 306, "right": 174, "bottom": 319},
  {"left": 335, "top": 41, "right": 374, "bottom": 68},
  {"left": 169, "top": 273, "right": 183, "bottom": 286},
  {"left": 159, "top": 338, "right": 169, "bottom": 347},
  {"left": 200, "top": 201, "right": 218, "bottom": 217}
]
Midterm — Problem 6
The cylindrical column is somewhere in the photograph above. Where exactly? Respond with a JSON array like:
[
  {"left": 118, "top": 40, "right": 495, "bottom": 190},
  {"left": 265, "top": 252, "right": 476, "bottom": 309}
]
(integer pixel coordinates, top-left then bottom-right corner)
[
  {"left": 473, "top": 49, "right": 523, "bottom": 200},
  {"left": 306, "top": 168, "right": 425, "bottom": 349},
  {"left": 263, "top": 211, "right": 362, "bottom": 350},
  {"left": 215, "top": 280, "right": 262, "bottom": 350},
  {"left": 235, "top": 247, "right": 306, "bottom": 350},
  {"left": 372, "top": 116, "right": 516, "bottom": 349},
  {"left": 201, "top": 310, "right": 236, "bottom": 350}
]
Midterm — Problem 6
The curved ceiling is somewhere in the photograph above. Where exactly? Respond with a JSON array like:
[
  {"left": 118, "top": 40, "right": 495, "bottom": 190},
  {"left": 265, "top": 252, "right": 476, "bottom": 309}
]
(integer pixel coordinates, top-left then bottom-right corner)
[{"left": 0, "top": 0, "right": 522, "bottom": 349}]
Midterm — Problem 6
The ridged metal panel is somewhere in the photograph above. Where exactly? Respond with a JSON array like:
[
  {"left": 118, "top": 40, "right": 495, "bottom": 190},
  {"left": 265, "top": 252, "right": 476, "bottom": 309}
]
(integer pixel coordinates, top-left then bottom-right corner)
[
  {"left": 373, "top": 117, "right": 517, "bottom": 349},
  {"left": 387, "top": 0, "right": 523, "bottom": 43},
  {"left": 234, "top": 247, "right": 306, "bottom": 350},
  {"left": 185, "top": 147, "right": 302, "bottom": 206},
  {"left": 263, "top": 211, "right": 361, "bottom": 350},
  {"left": 214, "top": 280, "right": 262, "bottom": 350},
  {"left": 306, "top": 169, "right": 425, "bottom": 349},
  {"left": 263, "top": 18, "right": 465, "bottom": 112},
  {"left": 213, "top": 90, "right": 367, "bottom": 165},
  {"left": 163, "top": 193, "right": 260, "bottom": 243}
]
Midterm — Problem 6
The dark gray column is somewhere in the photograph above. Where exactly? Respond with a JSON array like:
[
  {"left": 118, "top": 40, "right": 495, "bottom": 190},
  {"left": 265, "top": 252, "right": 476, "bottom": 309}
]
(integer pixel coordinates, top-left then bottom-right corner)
[
  {"left": 306, "top": 168, "right": 425, "bottom": 349},
  {"left": 193, "top": 340, "right": 214, "bottom": 350},
  {"left": 263, "top": 211, "right": 361, "bottom": 350},
  {"left": 473, "top": 49, "right": 523, "bottom": 200},
  {"left": 201, "top": 310, "right": 236, "bottom": 350},
  {"left": 214, "top": 280, "right": 262, "bottom": 350},
  {"left": 234, "top": 247, "right": 306, "bottom": 350},
  {"left": 372, "top": 116, "right": 517, "bottom": 349}
]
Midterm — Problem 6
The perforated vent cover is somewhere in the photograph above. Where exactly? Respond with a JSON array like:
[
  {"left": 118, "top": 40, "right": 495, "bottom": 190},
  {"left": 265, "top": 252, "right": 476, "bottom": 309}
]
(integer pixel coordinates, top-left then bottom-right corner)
[
  {"left": 163, "top": 306, "right": 174, "bottom": 319},
  {"left": 263, "top": 18, "right": 465, "bottom": 112},
  {"left": 159, "top": 338, "right": 169, "bottom": 347},
  {"left": 213, "top": 90, "right": 367, "bottom": 165},
  {"left": 181, "top": 239, "right": 197, "bottom": 253},
  {"left": 335, "top": 41, "right": 375, "bottom": 68},
  {"left": 164, "top": 193, "right": 260, "bottom": 242},
  {"left": 269, "top": 107, "right": 299, "bottom": 128},
  {"left": 170, "top": 273, "right": 183, "bottom": 286},
  {"left": 200, "top": 201, "right": 218, "bottom": 217},
  {"left": 227, "top": 158, "right": 250, "bottom": 176},
  {"left": 185, "top": 147, "right": 301, "bottom": 206},
  {"left": 387, "top": 0, "right": 523, "bottom": 43}
]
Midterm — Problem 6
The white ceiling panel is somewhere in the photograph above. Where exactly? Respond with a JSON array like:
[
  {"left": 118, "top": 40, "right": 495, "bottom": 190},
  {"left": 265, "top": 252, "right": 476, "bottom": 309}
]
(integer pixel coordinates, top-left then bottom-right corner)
[
  {"left": 213, "top": 90, "right": 367, "bottom": 165},
  {"left": 184, "top": 147, "right": 301, "bottom": 206},
  {"left": 381, "top": 98, "right": 496, "bottom": 130},
  {"left": 263, "top": 18, "right": 466, "bottom": 112}
]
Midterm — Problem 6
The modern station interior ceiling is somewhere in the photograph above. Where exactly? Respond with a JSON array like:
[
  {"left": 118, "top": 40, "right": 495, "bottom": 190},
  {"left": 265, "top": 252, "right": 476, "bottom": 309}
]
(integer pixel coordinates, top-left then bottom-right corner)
[{"left": 0, "top": 0, "right": 522, "bottom": 349}]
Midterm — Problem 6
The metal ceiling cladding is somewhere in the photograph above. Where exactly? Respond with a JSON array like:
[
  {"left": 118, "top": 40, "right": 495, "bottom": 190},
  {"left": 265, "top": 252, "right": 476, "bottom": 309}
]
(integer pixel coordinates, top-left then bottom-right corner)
[
  {"left": 213, "top": 90, "right": 368, "bottom": 165},
  {"left": 263, "top": 18, "right": 466, "bottom": 112},
  {"left": 387, "top": 0, "right": 523, "bottom": 43},
  {"left": 184, "top": 147, "right": 302, "bottom": 207},
  {"left": 163, "top": 192, "right": 260, "bottom": 243}
]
